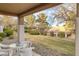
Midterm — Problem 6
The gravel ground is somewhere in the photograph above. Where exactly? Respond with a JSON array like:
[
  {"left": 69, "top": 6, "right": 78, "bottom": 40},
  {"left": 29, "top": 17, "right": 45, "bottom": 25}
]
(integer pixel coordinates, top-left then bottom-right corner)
[{"left": 32, "top": 51, "right": 40, "bottom": 56}]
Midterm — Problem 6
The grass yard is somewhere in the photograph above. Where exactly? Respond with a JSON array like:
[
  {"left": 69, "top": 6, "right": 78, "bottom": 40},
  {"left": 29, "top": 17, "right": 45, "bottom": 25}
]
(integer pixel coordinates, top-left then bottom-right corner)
[{"left": 25, "top": 33, "right": 75, "bottom": 56}]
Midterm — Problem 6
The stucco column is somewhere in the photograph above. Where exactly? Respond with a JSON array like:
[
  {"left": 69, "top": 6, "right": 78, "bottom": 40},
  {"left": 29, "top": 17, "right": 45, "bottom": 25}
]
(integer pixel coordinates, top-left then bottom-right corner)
[
  {"left": 76, "top": 4, "right": 79, "bottom": 56},
  {"left": 17, "top": 16, "right": 25, "bottom": 46},
  {"left": 76, "top": 17, "right": 79, "bottom": 56},
  {"left": 0, "top": 25, "right": 3, "bottom": 32},
  {"left": 0, "top": 17, "right": 3, "bottom": 32}
]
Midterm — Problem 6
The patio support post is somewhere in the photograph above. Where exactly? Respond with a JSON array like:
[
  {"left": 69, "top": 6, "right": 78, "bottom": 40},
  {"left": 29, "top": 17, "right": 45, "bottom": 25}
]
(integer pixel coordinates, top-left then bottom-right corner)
[
  {"left": 0, "top": 25, "right": 3, "bottom": 32},
  {"left": 76, "top": 17, "right": 79, "bottom": 56},
  {"left": 0, "top": 17, "right": 3, "bottom": 32},
  {"left": 17, "top": 16, "right": 25, "bottom": 46},
  {"left": 76, "top": 3, "right": 79, "bottom": 56}
]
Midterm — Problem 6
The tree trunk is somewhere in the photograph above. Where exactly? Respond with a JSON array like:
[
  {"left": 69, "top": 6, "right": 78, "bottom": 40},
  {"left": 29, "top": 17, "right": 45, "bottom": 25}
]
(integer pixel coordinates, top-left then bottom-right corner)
[
  {"left": 55, "top": 32, "right": 58, "bottom": 37},
  {"left": 65, "top": 32, "right": 67, "bottom": 38}
]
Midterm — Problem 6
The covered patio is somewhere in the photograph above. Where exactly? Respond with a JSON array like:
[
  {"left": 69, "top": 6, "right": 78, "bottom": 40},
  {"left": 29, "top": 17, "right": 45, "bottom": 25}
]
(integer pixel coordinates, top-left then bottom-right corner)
[
  {"left": 0, "top": 3, "right": 79, "bottom": 56},
  {"left": 0, "top": 3, "right": 61, "bottom": 56}
]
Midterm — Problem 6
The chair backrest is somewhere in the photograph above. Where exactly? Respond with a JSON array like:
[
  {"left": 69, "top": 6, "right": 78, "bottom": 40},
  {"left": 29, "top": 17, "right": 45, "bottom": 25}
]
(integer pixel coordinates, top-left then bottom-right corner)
[
  {"left": 26, "top": 41, "right": 32, "bottom": 47},
  {"left": 19, "top": 47, "right": 34, "bottom": 56},
  {"left": 9, "top": 43, "right": 16, "bottom": 48},
  {"left": 20, "top": 41, "right": 32, "bottom": 48},
  {"left": 0, "top": 43, "right": 16, "bottom": 56}
]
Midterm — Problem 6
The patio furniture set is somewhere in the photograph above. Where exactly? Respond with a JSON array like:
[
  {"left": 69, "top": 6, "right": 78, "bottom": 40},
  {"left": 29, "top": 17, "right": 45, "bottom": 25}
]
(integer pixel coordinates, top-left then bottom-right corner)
[{"left": 0, "top": 40, "right": 34, "bottom": 56}]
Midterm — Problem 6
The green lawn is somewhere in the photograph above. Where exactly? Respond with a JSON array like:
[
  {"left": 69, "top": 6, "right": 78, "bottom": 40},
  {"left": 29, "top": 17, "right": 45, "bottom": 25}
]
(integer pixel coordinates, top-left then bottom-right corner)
[{"left": 25, "top": 33, "right": 75, "bottom": 56}]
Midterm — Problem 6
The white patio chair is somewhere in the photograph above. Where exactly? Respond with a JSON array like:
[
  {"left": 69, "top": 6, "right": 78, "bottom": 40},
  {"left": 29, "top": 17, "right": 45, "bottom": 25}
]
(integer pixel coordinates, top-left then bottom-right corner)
[
  {"left": 0, "top": 44, "right": 10, "bottom": 56},
  {"left": 19, "top": 47, "right": 34, "bottom": 56},
  {"left": 9, "top": 43, "right": 17, "bottom": 56},
  {"left": 18, "top": 41, "right": 34, "bottom": 56},
  {"left": 0, "top": 49, "right": 10, "bottom": 56},
  {"left": 0, "top": 43, "right": 16, "bottom": 56}
]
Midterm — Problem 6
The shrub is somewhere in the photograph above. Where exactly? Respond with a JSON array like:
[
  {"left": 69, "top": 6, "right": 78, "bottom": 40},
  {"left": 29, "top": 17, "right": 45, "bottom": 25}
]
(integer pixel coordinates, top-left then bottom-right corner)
[
  {"left": 58, "top": 32, "right": 65, "bottom": 38},
  {"left": 29, "top": 29, "right": 40, "bottom": 35},
  {"left": 50, "top": 31, "right": 55, "bottom": 36},
  {"left": 0, "top": 37, "right": 3, "bottom": 42},
  {"left": 8, "top": 35, "right": 14, "bottom": 39},
  {"left": 3, "top": 28, "right": 13, "bottom": 37},
  {"left": 67, "top": 32, "right": 71, "bottom": 37},
  {"left": 0, "top": 32, "right": 6, "bottom": 38},
  {"left": 24, "top": 27, "right": 30, "bottom": 33},
  {"left": 42, "top": 30, "right": 47, "bottom": 35}
]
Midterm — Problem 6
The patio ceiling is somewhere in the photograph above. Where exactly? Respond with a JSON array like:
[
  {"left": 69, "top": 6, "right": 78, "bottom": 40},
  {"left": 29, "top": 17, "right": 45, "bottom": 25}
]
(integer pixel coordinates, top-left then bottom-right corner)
[{"left": 0, "top": 3, "right": 61, "bottom": 17}]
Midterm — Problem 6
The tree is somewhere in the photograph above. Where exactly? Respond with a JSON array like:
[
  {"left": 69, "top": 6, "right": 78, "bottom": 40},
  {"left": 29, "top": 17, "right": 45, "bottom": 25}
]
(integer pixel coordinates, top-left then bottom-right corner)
[
  {"left": 38, "top": 13, "right": 47, "bottom": 23},
  {"left": 36, "top": 13, "right": 48, "bottom": 35},
  {"left": 24, "top": 15, "right": 35, "bottom": 28},
  {"left": 24, "top": 15, "right": 36, "bottom": 33},
  {"left": 2, "top": 15, "right": 17, "bottom": 30},
  {"left": 52, "top": 4, "right": 76, "bottom": 38}
]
